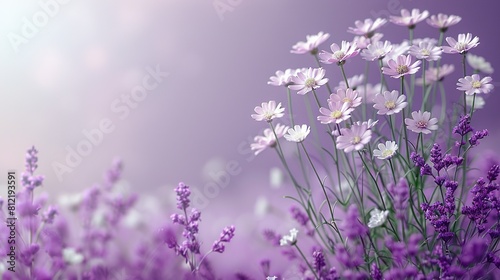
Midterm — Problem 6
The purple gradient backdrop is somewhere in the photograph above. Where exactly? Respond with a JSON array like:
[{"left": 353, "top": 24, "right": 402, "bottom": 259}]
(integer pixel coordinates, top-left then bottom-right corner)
[{"left": 1, "top": 0, "right": 499, "bottom": 275}]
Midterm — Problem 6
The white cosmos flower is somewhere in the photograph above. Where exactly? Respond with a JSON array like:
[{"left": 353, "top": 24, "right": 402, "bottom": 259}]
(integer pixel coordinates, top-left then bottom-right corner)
[
  {"left": 284, "top": 125, "right": 311, "bottom": 143},
  {"left": 373, "top": 141, "right": 398, "bottom": 160},
  {"left": 280, "top": 228, "right": 299, "bottom": 246}
]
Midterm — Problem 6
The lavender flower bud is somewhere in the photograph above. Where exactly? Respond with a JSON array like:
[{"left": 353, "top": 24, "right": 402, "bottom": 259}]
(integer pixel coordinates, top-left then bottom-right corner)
[
  {"left": 262, "top": 229, "right": 281, "bottom": 247},
  {"left": 219, "top": 225, "right": 236, "bottom": 242},
  {"left": 42, "top": 206, "right": 58, "bottom": 224},
  {"left": 343, "top": 205, "right": 368, "bottom": 239},
  {"left": 189, "top": 208, "right": 201, "bottom": 222},
  {"left": 411, "top": 152, "right": 425, "bottom": 167},
  {"left": 20, "top": 244, "right": 40, "bottom": 266},
  {"left": 371, "top": 263, "right": 383, "bottom": 280},
  {"left": 212, "top": 240, "right": 225, "bottom": 253},
  {"left": 420, "top": 164, "right": 432, "bottom": 176},
  {"left": 469, "top": 129, "right": 488, "bottom": 147},
  {"left": 430, "top": 143, "right": 444, "bottom": 172},
  {"left": 434, "top": 176, "right": 446, "bottom": 186},
  {"left": 25, "top": 146, "right": 39, "bottom": 174},
  {"left": 170, "top": 213, "right": 186, "bottom": 225},
  {"left": 290, "top": 206, "right": 309, "bottom": 226},
  {"left": 488, "top": 164, "right": 500, "bottom": 182},
  {"left": 212, "top": 225, "right": 235, "bottom": 253},
  {"left": 453, "top": 115, "right": 473, "bottom": 136},
  {"left": 312, "top": 249, "right": 326, "bottom": 274},
  {"left": 174, "top": 182, "right": 191, "bottom": 210},
  {"left": 104, "top": 158, "right": 123, "bottom": 187},
  {"left": 408, "top": 234, "right": 422, "bottom": 256}
]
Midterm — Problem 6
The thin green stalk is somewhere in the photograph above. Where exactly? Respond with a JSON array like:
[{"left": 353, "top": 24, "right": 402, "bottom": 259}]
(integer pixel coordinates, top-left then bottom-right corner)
[
  {"left": 420, "top": 59, "right": 427, "bottom": 111},
  {"left": 469, "top": 93, "right": 476, "bottom": 118},
  {"left": 462, "top": 53, "right": 467, "bottom": 115},
  {"left": 362, "top": 61, "right": 370, "bottom": 120},
  {"left": 311, "top": 88, "right": 323, "bottom": 109},
  {"left": 388, "top": 115, "right": 397, "bottom": 142},
  {"left": 400, "top": 77, "right": 411, "bottom": 167},
  {"left": 388, "top": 159, "right": 398, "bottom": 184},
  {"left": 287, "top": 87, "right": 311, "bottom": 189},
  {"left": 294, "top": 244, "right": 320, "bottom": 280},
  {"left": 378, "top": 59, "right": 388, "bottom": 91},
  {"left": 301, "top": 143, "right": 335, "bottom": 221},
  {"left": 439, "top": 82, "right": 447, "bottom": 124},
  {"left": 339, "top": 63, "right": 350, "bottom": 89},
  {"left": 314, "top": 54, "right": 333, "bottom": 94}
]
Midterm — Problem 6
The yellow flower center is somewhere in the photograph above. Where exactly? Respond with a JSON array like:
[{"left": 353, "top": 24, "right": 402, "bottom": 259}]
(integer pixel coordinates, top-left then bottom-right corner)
[
  {"left": 456, "top": 42, "right": 467, "bottom": 52},
  {"left": 396, "top": 65, "right": 409, "bottom": 74},
  {"left": 385, "top": 100, "right": 396, "bottom": 110},
  {"left": 472, "top": 81, "right": 482, "bottom": 88},
  {"left": 331, "top": 110, "right": 342, "bottom": 119},
  {"left": 375, "top": 49, "right": 385, "bottom": 57},
  {"left": 382, "top": 149, "right": 394, "bottom": 158},
  {"left": 352, "top": 136, "right": 361, "bottom": 144},
  {"left": 305, "top": 78, "right": 316, "bottom": 87},
  {"left": 334, "top": 50, "right": 346, "bottom": 60},
  {"left": 420, "top": 49, "right": 430, "bottom": 56},
  {"left": 342, "top": 97, "right": 352, "bottom": 103}
]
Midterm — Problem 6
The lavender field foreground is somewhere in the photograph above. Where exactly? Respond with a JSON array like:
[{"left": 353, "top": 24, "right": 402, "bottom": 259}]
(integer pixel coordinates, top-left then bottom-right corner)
[{"left": 2, "top": 6, "right": 500, "bottom": 280}]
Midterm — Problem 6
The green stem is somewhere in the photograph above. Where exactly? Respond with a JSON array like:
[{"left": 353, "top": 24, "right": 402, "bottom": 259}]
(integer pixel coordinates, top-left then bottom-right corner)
[
  {"left": 420, "top": 59, "right": 427, "bottom": 111},
  {"left": 388, "top": 159, "right": 398, "bottom": 184},
  {"left": 378, "top": 59, "right": 388, "bottom": 92},
  {"left": 287, "top": 87, "right": 311, "bottom": 189},
  {"left": 294, "top": 243, "right": 320, "bottom": 280},
  {"left": 339, "top": 63, "right": 350, "bottom": 89},
  {"left": 314, "top": 54, "right": 333, "bottom": 94},
  {"left": 470, "top": 93, "right": 476, "bottom": 118},
  {"left": 311, "top": 88, "right": 323, "bottom": 109},
  {"left": 462, "top": 53, "right": 467, "bottom": 116},
  {"left": 400, "top": 77, "right": 411, "bottom": 168},
  {"left": 409, "top": 27, "right": 414, "bottom": 45},
  {"left": 301, "top": 143, "right": 335, "bottom": 222}
]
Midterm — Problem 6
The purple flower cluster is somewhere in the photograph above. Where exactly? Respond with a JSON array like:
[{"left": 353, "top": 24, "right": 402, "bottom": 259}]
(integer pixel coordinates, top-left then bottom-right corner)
[
  {"left": 0, "top": 147, "right": 244, "bottom": 279},
  {"left": 388, "top": 178, "right": 409, "bottom": 220},
  {"left": 342, "top": 205, "right": 368, "bottom": 239},
  {"left": 291, "top": 206, "right": 315, "bottom": 236},
  {"left": 453, "top": 114, "right": 473, "bottom": 137},
  {"left": 417, "top": 200, "right": 449, "bottom": 241},
  {"left": 212, "top": 225, "right": 236, "bottom": 253},
  {"left": 21, "top": 146, "right": 44, "bottom": 190},
  {"left": 462, "top": 165, "right": 500, "bottom": 233},
  {"left": 168, "top": 182, "right": 235, "bottom": 272}
]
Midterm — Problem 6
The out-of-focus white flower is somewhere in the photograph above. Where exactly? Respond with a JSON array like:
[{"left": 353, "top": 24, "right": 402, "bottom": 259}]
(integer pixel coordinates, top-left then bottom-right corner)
[
  {"left": 368, "top": 209, "right": 390, "bottom": 228},
  {"left": 63, "top": 248, "right": 84, "bottom": 265},
  {"left": 373, "top": 141, "right": 398, "bottom": 160},
  {"left": 467, "top": 54, "right": 494, "bottom": 74},
  {"left": 280, "top": 228, "right": 299, "bottom": 246},
  {"left": 466, "top": 95, "right": 485, "bottom": 111}
]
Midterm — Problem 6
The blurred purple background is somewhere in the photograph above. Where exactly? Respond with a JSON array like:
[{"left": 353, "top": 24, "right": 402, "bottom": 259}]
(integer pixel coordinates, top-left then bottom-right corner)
[{"left": 1, "top": 0, "right": 499, "bottom": 275}]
